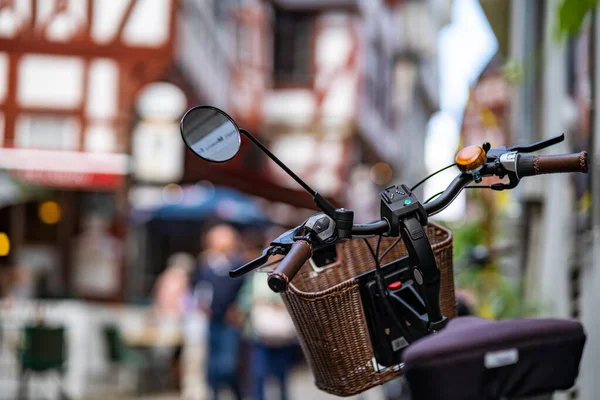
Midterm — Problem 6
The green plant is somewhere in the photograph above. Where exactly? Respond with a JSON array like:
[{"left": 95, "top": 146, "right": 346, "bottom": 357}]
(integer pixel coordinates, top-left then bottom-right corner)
[
  {"left": 447, "top": 221, "right": 485, "bottom": 261},
  {"left": 555, "top": 0, "right": 598, "bottom": 40},
  {"left": 442, "top": 220, "right": 540, "bottom": 320},
  {"left": 503, "top": 1, "right": 596, "bottom": 86},
  {"left": 455, "top": 265, "right": 540, "bottom": 320}
]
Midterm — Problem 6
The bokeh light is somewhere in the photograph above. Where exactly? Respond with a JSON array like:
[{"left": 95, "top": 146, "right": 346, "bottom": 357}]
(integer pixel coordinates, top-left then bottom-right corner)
[
  {"left": 0, "top": 233, "right": 10, "bottom": 256},
  {"left": 162, "top": 183, "right": 184, "bottom": 205},
  {"left": 369, "top": 163, "right": 393, "bottom": 185},
  {"left": 38, "top": 201, "right": 62, "bottom": 225}
]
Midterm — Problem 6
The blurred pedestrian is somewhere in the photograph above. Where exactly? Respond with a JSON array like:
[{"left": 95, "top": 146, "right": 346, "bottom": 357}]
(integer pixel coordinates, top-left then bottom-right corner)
[
  {"left": 192, "top": 224, "right": 246, "bottom": 400},
  {"left": 153, "top": 252, "right": 195, "bottom": 320},
  {"left": 241, "top": 271, "right": 297, "bottom": 400},
  {"left": 151, "top": 253, "right": 195, "bottom": 392},
  {"left": 8, "top": 264, "right": 34, "bottom": 301}
]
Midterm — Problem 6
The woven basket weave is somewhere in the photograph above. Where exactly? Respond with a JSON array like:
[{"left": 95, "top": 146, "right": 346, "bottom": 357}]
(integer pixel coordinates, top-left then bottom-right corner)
[{"left": 280, "top": 222, "right": 455, "bottom": 397}]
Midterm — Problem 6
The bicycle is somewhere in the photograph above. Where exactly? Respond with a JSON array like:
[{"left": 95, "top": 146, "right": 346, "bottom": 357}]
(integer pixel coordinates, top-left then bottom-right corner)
[{"left": 180, "top": 105, "right": 588, "bottom": 400}]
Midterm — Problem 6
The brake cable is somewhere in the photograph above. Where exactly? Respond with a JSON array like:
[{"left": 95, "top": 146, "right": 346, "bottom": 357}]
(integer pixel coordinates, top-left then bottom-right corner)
[
  {"left": 379, "top": 236, "right": 402, "bottom": 264},
  {"left": 424, "top": 184, "right": 492, "bottom": 205},
  {"left": 255, "top": 257, "right": 285, "bottom": 272},
  {"left": 424, "top": 191, "right": 444, "bottom": 204},
  {"left": 363, "top": 237, "right": 416, "bottom": 341},
  {"left": 410, "top": 163, "right": 456, "bottom": 191}
]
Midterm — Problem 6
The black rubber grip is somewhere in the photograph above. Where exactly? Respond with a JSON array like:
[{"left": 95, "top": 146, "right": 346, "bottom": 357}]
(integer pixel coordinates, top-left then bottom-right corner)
[
  {"left": 518, "top": 155, "right": 536, "bottom": 177},
  {"left": 267, "top": 240, "right": 312, "bottom": 293}
]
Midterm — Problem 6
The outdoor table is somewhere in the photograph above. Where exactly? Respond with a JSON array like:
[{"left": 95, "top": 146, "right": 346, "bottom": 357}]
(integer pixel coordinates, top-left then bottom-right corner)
[{"left": 125, "top": 324, "right": 183, "bottom": 393}]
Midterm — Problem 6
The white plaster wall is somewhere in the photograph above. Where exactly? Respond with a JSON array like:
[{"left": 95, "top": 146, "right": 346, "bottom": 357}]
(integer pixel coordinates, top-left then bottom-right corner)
[
  {"left": 0, "top": 0, "right": 172, "bottom": 46},
  {"left": 263, "top": 13, "right": 358, "bottom": 129}
]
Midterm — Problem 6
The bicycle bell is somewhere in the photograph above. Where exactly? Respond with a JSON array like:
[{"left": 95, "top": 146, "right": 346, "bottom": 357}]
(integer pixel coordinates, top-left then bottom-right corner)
[{"left": 455, "top": 144, "right": 488, "bottom": 183}]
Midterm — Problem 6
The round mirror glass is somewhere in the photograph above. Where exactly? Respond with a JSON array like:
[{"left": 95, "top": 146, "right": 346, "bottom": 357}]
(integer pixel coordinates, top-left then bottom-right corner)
[{"left": 180, "top": 106, "right": 241, "bottom": 162}]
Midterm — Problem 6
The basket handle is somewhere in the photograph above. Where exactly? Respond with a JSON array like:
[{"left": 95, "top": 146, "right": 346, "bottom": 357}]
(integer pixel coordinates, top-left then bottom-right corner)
[{"left": 267, "top": 240, "right": 313, "bottom": 293}]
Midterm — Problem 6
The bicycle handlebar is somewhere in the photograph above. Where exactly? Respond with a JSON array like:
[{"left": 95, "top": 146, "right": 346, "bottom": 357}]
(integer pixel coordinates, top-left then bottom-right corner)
[
  {"left": 518, "top": 151, "right": 588, "bottom": 176},
  {"left": 351, "top": 219, "right": 390, "bottom": 236},
  {"left": 345, "top": 173, "right": 474, "bottom": 235},
  {"left": 422, "top": 173, "right": 474, "bottom": 217},
  {"left": 267, "top": 151, "right": 590, "bottom": 291},
  {"left": 347, "top": 151, "right": 589, "bottom": 233},
  {"left": 267, "top": 239, "right": 313, "bottom": 293}
]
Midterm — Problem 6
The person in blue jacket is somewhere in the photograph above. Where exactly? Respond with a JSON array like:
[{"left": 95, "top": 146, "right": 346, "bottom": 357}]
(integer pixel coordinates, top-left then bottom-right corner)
[{"left": 191, "top": 223, "right": 246, "bottom": 400}]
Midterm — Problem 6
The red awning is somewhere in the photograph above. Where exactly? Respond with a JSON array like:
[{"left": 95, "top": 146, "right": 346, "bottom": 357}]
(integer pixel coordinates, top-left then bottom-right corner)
[{"left": 0, "top": 148, "right": 128, "bottom": 190}]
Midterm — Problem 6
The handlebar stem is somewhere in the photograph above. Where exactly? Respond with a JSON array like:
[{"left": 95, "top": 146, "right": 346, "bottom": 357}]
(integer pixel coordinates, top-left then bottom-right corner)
[{"left": 399, "top": 216, "right": 446, "bottom": 328}]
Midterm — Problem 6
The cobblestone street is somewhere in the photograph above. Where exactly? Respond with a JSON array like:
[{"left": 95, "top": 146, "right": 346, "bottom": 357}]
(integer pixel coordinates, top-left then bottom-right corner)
[{"left": 89, "top": 366, "right": 386, "bottom": 400}]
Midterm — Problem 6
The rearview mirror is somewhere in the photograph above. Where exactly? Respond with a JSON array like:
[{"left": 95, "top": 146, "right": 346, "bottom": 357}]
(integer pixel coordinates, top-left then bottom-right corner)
[
  {"left": 179, "top": 104, "right": 339, "bottom": 219},
  {"left": 180, "top": 106, "right": 241, "bottom": 162}
]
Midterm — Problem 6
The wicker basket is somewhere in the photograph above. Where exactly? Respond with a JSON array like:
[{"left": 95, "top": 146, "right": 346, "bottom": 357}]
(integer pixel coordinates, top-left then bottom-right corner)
[{"left": 280, "top": 222, "right": 455, "bottom": 397}]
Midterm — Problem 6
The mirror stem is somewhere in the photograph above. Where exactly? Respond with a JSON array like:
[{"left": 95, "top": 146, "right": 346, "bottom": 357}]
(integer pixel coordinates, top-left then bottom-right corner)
[
  {"left": 239, "top": 129, "right": 336, "bottom": 217},
  {"left": 314, "top": 193, "right": 337, "bottom": 217}
]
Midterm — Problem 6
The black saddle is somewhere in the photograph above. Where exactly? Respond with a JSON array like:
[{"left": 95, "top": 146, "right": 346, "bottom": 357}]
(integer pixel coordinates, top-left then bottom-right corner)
[{"left": 402, "top": 316, "right": 586, "bottom": 400}]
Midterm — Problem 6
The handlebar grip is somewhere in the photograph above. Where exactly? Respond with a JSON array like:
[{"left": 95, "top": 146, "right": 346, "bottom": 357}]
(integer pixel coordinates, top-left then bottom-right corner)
[
  {"left": 267, "top": 240, "right": 312, "bottom": 293},
  {"left": 519, "top": 151, "right": 589, "bottom": 177}
]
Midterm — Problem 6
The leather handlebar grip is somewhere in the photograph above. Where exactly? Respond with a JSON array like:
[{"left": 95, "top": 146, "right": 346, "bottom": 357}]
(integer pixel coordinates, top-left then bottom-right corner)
[
  {"left": 267, "top": 240, "right": 313, "bottom": 293},
  {"left": 519, "top": 151, "right": 589, "bottom": 176},
  {"left": 534, "top": 151, "right": 589, "bottom": 174}
]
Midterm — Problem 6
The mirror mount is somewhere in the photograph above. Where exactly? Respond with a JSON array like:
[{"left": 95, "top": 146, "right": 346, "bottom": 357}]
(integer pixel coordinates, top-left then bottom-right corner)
[{"left": 239, "top": 129, "right": 338, "bottom": 219}]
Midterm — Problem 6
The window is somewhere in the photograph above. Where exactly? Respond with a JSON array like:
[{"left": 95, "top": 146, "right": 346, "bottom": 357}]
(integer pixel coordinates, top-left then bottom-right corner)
[
  {"left": 366, "top": 38, "right": 393, "bottom": 125},
  {"left": 15, "top": 115, "right": 79, "bottom": 150},
  {"left": 273, "top": 8, "right": 314, "bottom": 86}
]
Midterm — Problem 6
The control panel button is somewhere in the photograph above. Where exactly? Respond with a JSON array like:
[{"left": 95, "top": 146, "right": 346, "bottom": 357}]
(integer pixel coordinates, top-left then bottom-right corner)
[
  {"left": 413, "top": 269, "right": 424, "bottom": 285},
  {"left": 387, "top": 281, "right": 402, "bottom": 290}
]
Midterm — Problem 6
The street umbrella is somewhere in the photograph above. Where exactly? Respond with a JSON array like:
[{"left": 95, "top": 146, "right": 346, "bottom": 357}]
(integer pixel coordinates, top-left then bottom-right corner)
[{"left": 151, "top": 184, "right": 270, "bottom": 226}]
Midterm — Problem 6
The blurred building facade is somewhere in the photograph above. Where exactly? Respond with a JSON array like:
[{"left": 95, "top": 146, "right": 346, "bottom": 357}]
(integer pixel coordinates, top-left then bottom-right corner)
[
  {"left": 176, "top": 0, "right": 451, "bottom": 222},
  {"left": 359, "top": 0, "right": 451, "bottom": 202},
  {"left": 478, "top": 1, "right": 599, "bottom": 399},
  {"left": 0, "top": 2, "right": 454, "bottom": 396},
  {"left": 0, "top": 0, "right": 179, "bottom": 301},
  {"left": 0, "top": 0, "right": 452, "bottom": 300}
]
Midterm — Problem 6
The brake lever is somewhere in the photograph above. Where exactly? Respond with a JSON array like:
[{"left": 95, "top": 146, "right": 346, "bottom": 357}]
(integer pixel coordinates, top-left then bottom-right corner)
[
  {"left": 230, "top": 221, "right": 325, "bottom": 278},
  {"left": 229, "top": 226, "right": 306, "bottom": 278},
  {"left": 508, "top": 133, "right": 564, "bottom": 153},
  {"left": 490, "top": 173, "right": 519, "bottom": 191},
  {"left": 229, "top": 246, "right": 277, "bottom": 278}
]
